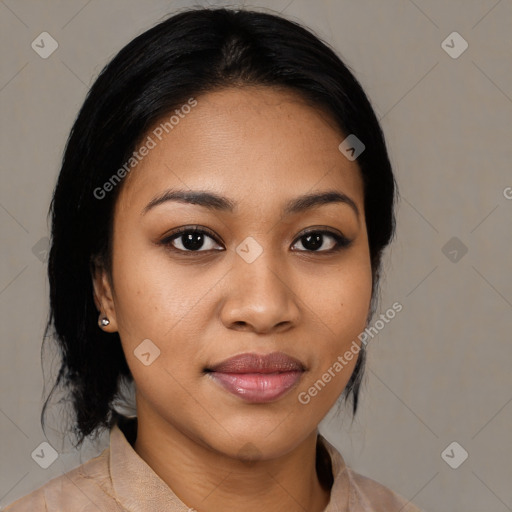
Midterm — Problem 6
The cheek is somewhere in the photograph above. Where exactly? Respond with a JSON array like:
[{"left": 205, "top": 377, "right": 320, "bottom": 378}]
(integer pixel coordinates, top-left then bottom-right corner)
[
  {"left": 109, "top": 234, "right": 211, "bottom": 371},
  {"left": 305, "top": 254, "right": 373, "bottom": 343},
  {"left": 297, "top": 254, "right": 372, "bottom": 402}
]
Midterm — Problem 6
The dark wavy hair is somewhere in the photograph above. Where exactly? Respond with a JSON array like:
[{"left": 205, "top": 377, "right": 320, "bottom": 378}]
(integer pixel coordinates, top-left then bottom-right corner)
[{"left": 42, "top": 6, "right": 397, "bottom": 447}]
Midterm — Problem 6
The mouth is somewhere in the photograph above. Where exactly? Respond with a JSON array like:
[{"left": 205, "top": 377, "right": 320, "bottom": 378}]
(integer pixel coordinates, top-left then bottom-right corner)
[{"left": 205, "top": 352, "right": 306, "bottom": 403}]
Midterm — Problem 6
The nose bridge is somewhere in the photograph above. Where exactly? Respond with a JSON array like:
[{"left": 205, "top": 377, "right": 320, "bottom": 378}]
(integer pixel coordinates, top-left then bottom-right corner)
[
  {"left": 220, "top": 242, "right": 299, "bottom": 332},
  {"left": 238, "top": 251, "right": 283, "bottom": 297}
]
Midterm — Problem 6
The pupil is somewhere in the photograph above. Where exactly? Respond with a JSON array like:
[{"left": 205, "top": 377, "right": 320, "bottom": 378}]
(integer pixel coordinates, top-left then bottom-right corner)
[
  {"left": 183, "top": 232, "right": 204, "bottom": 251},
  {"left": 303, "top": 233, "right": 322, "bottom": 251}
]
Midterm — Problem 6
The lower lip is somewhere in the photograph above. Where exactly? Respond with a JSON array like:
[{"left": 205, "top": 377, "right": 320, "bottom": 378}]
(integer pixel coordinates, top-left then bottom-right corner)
[{"left": 209, "top": 371, "right": 303, "bottom": 403}]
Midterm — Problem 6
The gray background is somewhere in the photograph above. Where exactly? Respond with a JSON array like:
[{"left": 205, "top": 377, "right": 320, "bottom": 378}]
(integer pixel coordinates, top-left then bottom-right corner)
[{"left": 1, "top": 1, "right": 511, "bottom": 511}]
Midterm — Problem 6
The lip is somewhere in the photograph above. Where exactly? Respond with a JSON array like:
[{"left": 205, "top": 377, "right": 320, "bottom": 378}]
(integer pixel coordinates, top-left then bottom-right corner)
[{"left": 206, "top": 352, "right": 306, "bottom": 403}]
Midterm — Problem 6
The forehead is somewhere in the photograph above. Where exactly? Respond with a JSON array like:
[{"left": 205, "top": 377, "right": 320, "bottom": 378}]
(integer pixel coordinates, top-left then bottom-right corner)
[{"left": 116, "top": 86, "right": 364, "bottom": 216}]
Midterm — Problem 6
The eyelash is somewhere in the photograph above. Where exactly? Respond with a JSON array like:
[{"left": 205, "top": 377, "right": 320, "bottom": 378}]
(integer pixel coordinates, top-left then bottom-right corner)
[{"left": 160, "top": 225, "right": 352, "bottom": 256}]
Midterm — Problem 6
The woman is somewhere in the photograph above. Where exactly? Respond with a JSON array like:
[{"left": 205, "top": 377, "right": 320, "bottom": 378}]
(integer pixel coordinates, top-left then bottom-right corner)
[{"left": 5, "top": 7, "right": 421, "bottom": 511}]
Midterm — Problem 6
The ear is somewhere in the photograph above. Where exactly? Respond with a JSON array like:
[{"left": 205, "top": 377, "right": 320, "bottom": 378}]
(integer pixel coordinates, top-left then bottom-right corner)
[{"left": 90, "top": 256, "right": 118, "bottom": 332}]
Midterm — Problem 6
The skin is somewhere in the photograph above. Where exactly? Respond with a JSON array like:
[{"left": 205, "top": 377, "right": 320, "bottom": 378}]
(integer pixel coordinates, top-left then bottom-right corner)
[{"left": 92, "top": 86, "right": 373, "bottom": 512}]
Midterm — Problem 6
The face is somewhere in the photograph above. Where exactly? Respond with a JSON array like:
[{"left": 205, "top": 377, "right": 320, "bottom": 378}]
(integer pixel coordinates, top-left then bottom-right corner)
[{"left": 92, "top": 86, "right": 373, "bottom": 460}]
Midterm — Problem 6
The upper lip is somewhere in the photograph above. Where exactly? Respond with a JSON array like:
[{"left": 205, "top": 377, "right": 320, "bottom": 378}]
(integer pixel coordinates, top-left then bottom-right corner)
[{"left": 206, "top": 352, "right": 305, "bottom": 374}]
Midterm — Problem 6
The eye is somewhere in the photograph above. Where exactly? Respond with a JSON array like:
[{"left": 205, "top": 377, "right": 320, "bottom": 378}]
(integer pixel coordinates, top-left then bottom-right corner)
[
  {"left": 161, "top": 226, "right": 224, "bottom": 253},
  {"left": 160, "top": 226, "right": 352, "bottom": 255},
  {"left": 291, "top": 229, "right": 352, "bottom": 253}
]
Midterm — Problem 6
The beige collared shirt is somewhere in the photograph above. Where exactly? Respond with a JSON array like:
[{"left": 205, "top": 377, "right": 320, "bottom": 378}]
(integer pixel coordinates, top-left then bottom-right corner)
[{"left": 4, "top": 419, "right": 422, "bottom": 511}]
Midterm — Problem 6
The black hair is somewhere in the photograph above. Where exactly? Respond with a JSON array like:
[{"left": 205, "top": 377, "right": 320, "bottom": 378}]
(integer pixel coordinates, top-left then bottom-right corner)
[{"left": 42, "top": 6, "right": 397, "bottom": 447}]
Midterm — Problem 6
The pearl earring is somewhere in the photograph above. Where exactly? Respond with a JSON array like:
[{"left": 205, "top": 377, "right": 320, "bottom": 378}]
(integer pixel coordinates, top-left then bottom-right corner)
[{"left": 99, "top": 315, "right": 110, "bottom": 327}]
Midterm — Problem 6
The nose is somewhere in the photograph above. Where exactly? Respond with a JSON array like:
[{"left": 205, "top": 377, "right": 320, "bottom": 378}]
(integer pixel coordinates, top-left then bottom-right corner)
[{"left": 219, "top": 249, "right": 301, "bottom": 335}]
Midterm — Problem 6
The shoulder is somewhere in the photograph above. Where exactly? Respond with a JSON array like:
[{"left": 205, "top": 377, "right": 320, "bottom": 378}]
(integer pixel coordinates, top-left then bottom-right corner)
[
  {"left": 318, "top": 434, "right": 423, "bottom": 512},
  {"left": 2, "top": 447, "right": 119, "bottom": 512},
  {"left": 346, "top": 466, "right": 423, "bottom": 512}
]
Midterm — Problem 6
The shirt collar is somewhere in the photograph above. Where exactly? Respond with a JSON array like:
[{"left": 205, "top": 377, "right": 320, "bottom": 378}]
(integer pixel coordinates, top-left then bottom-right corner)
[
  {"left": 109, "top": 417, "right": 350, "bottom": 511},
  {"left": 110, "top": 417, "right": 191, "bottom": 511},
  {"left": 319, "top": 433, "right": 351, "bottom": 511}
]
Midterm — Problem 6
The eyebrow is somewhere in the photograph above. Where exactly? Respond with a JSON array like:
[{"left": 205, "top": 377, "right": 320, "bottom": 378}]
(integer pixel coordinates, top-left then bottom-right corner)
[{"left": 141, "top": 188, "right": 360, "bottom": 219}]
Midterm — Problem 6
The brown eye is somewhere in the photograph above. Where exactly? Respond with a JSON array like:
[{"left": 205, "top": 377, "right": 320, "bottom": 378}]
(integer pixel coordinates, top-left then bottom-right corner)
[
  {"left": 291, "top": 230, "right": 352, "bottom": 252},
  {"left": 162, "top": 227, "right": 224, "bottom": 253}
]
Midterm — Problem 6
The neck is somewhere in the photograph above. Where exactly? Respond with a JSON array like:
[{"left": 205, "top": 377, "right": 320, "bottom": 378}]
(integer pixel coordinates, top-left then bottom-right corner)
[{"left": 131, "top": 412, "right": 331, "bottom": 512}]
